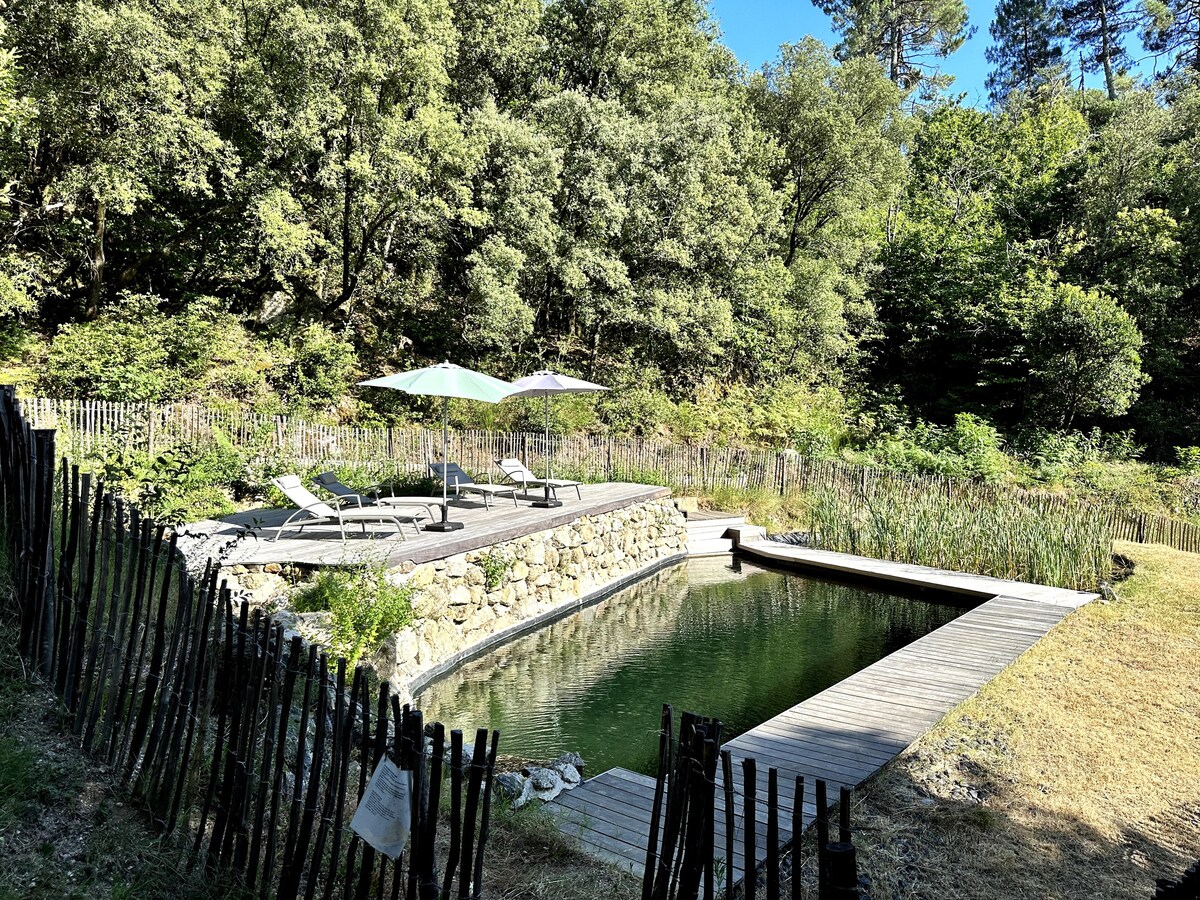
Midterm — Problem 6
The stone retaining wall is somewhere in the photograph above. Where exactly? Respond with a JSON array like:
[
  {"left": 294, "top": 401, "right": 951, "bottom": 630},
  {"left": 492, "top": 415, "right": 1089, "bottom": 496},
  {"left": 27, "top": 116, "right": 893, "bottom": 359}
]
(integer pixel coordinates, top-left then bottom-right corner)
[{"left": 374, "top": 497, "right": 685, "bottom": 702}]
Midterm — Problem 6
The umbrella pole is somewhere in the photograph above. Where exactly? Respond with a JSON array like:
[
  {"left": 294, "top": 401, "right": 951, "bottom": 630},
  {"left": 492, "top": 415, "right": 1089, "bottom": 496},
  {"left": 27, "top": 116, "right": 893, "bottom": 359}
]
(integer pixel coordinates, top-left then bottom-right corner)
[
  {"left": 427, "top": 395, "right": 464, "bottom": 530},
  {"left": 532, "top": 392, "right": 562, "bottom": 509},
  {"left": 443, "top": 396, "right": 450, "bottom": 521}
]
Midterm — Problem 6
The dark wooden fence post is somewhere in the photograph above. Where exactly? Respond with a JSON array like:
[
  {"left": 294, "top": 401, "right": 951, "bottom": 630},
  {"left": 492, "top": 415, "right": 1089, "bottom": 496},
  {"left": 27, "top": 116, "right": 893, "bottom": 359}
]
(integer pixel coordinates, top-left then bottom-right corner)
[{"left": 32, "top": 428, "right": 57, "bottom": 677}]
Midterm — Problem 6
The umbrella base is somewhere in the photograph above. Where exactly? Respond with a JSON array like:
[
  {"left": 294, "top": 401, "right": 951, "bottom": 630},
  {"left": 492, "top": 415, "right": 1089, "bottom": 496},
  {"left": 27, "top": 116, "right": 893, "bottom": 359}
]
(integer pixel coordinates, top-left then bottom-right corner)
[
  {"left": 530, "top": 499, "right": 563, "bottom": 509},
  {"left": 425, "top": 521, "right": 465, "bottom": 532}
]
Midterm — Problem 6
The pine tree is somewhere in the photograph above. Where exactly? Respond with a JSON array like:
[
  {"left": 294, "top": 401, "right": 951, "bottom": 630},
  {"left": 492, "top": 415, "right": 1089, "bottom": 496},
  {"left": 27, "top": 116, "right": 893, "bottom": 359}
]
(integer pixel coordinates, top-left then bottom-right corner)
[
  {"left": 815, "top": 0, "right": 973, "bottom": 92},
  {"left": 985, "top": 0, "right": 1067, "bottom": 104},
  {"left": 1142, "top": 0, "right": 1200, "bottom": 76},
  {"left": 1062, "top": 0, "right": 1134, "bottom": 99}
]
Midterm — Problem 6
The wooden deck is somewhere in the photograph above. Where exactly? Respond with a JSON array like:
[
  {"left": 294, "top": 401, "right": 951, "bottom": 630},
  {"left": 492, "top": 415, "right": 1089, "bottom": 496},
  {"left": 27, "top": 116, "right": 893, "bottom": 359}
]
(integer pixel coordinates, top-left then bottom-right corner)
[
  {"left": 179, "top": 482, "right": 671, "bottom": 568},
  {"left": 739, "top": 540, "right": 1098, "bottom": 608},
  {"left": 547, "top": 549, "right": 1099, "bottom": 880}
]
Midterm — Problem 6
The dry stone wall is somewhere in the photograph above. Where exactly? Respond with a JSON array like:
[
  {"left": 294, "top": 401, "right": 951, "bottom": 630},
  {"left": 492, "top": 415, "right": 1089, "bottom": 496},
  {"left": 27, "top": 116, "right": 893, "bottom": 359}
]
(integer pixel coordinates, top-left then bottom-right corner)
[{"left": 374, "top": 498, "right": 685, "bottom": 702}]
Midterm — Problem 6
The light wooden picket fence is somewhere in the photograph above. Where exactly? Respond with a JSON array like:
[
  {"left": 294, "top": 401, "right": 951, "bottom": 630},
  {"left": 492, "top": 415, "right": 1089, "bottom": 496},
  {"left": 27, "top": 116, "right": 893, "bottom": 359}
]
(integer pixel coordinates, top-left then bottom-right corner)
[{"left": 19, "top": 397, "right": 1200, "bottom": 554}]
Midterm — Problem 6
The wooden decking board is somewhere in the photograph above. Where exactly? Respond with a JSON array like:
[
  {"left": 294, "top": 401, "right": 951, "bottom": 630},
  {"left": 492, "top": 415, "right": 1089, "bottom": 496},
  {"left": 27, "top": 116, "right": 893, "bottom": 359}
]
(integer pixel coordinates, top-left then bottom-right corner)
[
  {"left": 552, "top": 797, "right": 656, "bottom": 851},
  {"left": 844, "top": 676, "right": 979, "bottom": 705},
  {"left": 737, "top": 542, "right": 1098, "bottom": 609},
  {"left": 727, "top": 725, "right": 899, "bottom": 769},
  {"left": 724, "top": 715, "right": 902, "bottom": 763},
  {"left": 833, "top": 668, "right": 979, "bottom": 700},
  {"left": 602, "top": 768, "right": 808, "bottom": 849},
  {"left": 893, "top": 641, "right": 1024, "bottom": 668},
  {"left": 856, "top": 657, "right": 988, "bottom": 687},
  {"left": 866, "top": 654, "right": 1006, "bottom": 681},
  {"left": 556, "top": 772, "right": 769, "bottom": 878},
  {"left": 794, "top": 693, "right": 947, "bottom": 727},
  {"left": 944, "top": 606, "right": 1072, "bottom": 629},
  {"left": 742, "top": 717, "right": 907, "bottom": 758},
  {"left": 880, "top": 646, "right": 1011, "bottom": 673},
  {"left": 548, "top": 806, "right": 650, "bottom": 869},
  {"left": 762, "top": 707, "right": 917, "bottom": 744},
  {"left": 551, "top": 585, "right": 1096, "bottom": 883},
  {"left": 180, "top": 482, "right": 671, "bottom": 568},
  {"left": 722, "top": 734, "right": 882, "bottom": 783},
  {"left": 827, "top": 675, "right": 976, "bottom": 706}
]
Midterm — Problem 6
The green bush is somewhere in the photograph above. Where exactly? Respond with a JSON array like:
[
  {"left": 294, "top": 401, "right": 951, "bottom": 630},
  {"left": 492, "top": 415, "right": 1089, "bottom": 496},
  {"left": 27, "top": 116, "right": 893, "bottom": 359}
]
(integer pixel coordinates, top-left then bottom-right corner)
[
  {"left": 40, "top": 294, "right": 277, "bottom": 405},
  {"left": 269, "top": 324, "right": 357, "bottom": 412},
  {"left": 1176, "top": 446, "right": 1200, "bottom": 474},
  {"left": 477, "top": 550, "right": 510, "bottom": 591},
  {"left": 291, "top": 566, "right": 415, "bottom": 666},
  {"left": 100, "top": 441, "right": 241, "bottom": 524}
]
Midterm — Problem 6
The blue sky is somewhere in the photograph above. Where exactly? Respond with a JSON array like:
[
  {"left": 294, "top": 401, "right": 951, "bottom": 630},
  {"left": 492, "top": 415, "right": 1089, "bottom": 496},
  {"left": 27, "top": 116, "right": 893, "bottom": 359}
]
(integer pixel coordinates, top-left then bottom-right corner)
[{"left": 707, "top": 0, "right": 1132, "bottom": 106}]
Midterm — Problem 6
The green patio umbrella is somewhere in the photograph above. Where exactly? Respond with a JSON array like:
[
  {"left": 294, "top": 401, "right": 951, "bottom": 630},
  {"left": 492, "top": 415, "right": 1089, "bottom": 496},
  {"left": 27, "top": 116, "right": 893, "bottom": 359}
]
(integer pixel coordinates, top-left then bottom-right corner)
[
  {"left": 508, "top": 370, "right": 610, "bottom": 508},
  {"left": 359, "top": 361, "right": 517, "bottom": 531}
]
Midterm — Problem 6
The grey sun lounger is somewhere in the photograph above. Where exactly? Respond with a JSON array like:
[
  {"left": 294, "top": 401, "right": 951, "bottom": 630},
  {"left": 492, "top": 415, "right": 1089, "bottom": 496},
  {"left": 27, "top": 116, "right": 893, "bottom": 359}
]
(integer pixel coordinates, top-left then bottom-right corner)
[
  {"left": 312, "top": 472, "right": 444, "bottom": 523},
  {"left": 269, "top": 475, "right": 421, "bottom": 541},
  {"left": 430, "top": 462, "right": 520, "bottom": 509},
  {"left": 495, "top": 458, "right": 583, "bottom": 500}
]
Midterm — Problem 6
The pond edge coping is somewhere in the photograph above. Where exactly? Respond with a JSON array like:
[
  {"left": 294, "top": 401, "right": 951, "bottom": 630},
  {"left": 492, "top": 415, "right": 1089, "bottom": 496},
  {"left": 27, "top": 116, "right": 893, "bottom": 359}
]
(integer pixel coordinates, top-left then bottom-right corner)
[{"left": 737, "top": 540, "right": 1100, "bottom": 609}]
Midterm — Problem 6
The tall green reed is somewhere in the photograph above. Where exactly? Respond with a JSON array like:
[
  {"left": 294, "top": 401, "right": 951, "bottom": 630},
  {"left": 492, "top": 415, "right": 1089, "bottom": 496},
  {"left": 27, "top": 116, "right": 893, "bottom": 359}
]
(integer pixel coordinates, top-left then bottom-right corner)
[{"left": 807, "top": 482, "right": 1111, "bottom": 590}]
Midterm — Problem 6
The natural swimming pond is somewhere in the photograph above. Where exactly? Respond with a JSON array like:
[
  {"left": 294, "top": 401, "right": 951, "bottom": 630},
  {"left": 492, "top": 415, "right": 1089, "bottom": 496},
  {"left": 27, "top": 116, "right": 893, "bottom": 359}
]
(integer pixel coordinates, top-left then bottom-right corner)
[{"left": 415, "top": 557, "right": 969, "bottom": 775}]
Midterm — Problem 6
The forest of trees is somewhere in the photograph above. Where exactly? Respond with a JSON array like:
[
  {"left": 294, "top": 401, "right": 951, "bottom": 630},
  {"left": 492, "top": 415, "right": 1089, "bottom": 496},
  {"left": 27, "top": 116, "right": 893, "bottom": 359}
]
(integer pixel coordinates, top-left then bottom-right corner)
[{"left": 0, "top": 0, "right": 1198, "bottom": 468}]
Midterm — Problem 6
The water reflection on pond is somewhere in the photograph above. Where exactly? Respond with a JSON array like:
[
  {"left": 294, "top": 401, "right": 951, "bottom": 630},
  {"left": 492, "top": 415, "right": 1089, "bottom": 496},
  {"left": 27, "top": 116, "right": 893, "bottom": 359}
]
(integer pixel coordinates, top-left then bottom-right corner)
[{"left": 415, "top": 557, "right": 967, "bottom": 775}]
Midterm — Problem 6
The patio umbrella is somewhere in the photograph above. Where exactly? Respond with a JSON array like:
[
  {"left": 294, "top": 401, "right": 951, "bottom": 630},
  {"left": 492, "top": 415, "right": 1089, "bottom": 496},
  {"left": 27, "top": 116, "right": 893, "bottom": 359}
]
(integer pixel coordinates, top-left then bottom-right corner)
[
  {"left": 359, "top": 361, "right": 516, "bottom": 531},
  {"left": 508, "top": 370, "right": 609, "bottom": 508}
]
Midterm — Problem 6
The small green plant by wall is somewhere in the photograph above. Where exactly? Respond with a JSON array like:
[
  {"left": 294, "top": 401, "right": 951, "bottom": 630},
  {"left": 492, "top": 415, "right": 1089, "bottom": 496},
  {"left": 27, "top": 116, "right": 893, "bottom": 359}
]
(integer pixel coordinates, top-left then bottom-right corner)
[
  {"left": 290, "top": 565, "right": 416, "bottom": 666},
  {"left": 477, "top": 550, "right": 511, "bottom": 591}
]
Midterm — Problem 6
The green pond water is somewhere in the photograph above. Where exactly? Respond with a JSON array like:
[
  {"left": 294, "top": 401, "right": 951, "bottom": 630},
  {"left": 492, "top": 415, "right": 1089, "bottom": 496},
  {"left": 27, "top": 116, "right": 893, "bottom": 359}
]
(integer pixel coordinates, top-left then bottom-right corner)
[{"left": 414, "top": 557, "right": 968, "bottom": 775}]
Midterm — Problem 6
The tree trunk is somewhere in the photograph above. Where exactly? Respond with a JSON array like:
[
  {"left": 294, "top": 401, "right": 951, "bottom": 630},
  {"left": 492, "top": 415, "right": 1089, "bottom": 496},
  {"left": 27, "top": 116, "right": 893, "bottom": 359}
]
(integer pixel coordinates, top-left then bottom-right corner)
[
  {"left": 340, "top": 113, "right": 354, "bottom": 309},
  {"left": 1099, "top": 0, "right": 1118, "bottom": 100},
  {"left": 86, "top": 200, "right": 106, "bottom": 320}
]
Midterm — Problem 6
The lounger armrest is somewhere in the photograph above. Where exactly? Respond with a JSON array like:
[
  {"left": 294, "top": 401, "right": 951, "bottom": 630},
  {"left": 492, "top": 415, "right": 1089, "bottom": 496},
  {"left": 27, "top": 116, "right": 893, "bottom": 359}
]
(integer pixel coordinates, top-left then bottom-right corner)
[{"left": 363, "top": 481, "right": 393, "bottom": 500}]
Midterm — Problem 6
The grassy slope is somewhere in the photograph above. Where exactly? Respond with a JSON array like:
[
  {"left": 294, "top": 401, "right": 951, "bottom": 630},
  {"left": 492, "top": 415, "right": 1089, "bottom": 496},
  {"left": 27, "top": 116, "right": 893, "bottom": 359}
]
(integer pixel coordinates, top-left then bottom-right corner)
[
  {"left": 824, "top": 541, "right": 1200, "bottom": 899},
  {"left": 0, "top": 622, "right": 240, "bottom": 899}
]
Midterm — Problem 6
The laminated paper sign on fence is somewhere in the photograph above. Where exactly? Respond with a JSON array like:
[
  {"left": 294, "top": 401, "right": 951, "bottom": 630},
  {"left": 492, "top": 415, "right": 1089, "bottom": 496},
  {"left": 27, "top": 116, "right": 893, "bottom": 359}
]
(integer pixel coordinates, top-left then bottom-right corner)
[{"left": 350, "top": 758, "right": 413, "bottom": 858}]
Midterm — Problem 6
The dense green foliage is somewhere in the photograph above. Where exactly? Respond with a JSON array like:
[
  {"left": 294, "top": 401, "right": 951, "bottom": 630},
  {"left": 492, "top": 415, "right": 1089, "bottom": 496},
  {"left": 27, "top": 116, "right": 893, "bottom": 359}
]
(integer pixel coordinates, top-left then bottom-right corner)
[
  {"left": 291, "top": 566, "right": 415, "bottom": 666},
  {"left": 1, "top": 0, "right": 1199, "bottom": 481}
]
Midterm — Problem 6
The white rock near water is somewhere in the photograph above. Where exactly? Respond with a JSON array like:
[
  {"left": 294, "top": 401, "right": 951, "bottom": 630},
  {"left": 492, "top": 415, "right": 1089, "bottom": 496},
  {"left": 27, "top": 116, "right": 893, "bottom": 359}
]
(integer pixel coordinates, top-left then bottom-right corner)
[{"left": 494, "top": 753, "right": 587, "bottom": 808}]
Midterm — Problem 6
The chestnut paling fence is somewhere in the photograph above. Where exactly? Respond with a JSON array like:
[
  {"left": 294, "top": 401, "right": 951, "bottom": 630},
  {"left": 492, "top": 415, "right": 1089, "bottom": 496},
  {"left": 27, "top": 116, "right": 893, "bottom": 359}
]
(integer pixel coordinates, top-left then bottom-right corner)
[
  {"left": 18, "top": 396, "right": 1200, "bottom": 555},
  {"left": 641, "top": 707, "right": 862, "bottom": 900},
  {"left": 0, "top": 385, "right": 501, "bottom": 899}
]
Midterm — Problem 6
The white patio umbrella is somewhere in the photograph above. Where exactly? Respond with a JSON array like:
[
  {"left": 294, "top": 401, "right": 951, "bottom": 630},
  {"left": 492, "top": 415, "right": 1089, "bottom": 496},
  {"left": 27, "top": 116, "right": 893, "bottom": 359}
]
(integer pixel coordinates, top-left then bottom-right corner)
[
  {"left": 359, "top": 361, "right": 517, "bottom": 531},
  {"left": 508, "top": 370, "right": 609, "bottom": 508}
]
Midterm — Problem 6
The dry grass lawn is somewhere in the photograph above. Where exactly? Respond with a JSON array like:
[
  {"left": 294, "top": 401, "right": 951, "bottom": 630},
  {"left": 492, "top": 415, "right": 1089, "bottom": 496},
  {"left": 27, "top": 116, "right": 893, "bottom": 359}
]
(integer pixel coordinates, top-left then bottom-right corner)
[{"left": 814, "top": 540, "right": 1200, "bottom": 899}]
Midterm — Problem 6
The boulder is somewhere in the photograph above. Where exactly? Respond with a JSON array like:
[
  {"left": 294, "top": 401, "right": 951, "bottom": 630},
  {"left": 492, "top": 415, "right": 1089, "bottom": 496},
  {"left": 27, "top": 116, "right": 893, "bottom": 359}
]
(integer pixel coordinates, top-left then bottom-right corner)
[
  {"left": 494, "top": 772, "right": 525, "bottom": 800},
  {"left": 522, "top": 766, "right": 567, "bottom": 803}
]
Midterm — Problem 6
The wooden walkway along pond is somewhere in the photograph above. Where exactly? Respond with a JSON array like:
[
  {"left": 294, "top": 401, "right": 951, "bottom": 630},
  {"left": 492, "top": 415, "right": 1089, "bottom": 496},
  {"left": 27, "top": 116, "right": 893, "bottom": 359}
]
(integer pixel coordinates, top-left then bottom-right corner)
[{"left": 547, "top": 545, "right": 1099, "bottom": 883}]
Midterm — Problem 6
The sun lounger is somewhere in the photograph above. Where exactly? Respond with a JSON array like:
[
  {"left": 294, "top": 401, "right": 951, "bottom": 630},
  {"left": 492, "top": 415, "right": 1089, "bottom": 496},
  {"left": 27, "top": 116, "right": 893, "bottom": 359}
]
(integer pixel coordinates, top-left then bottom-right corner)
[
  {"left": 429, "top": 463, "right": 519, "bottom": 509},
  {"left": 312, "top": 472, "right": 444, "bottom": 522},
  {"left": 269, "top": 475, "right": 421, "bottom": 541},
  {"left": 495, "top": 458, "right": 583, "bottom": 500}
]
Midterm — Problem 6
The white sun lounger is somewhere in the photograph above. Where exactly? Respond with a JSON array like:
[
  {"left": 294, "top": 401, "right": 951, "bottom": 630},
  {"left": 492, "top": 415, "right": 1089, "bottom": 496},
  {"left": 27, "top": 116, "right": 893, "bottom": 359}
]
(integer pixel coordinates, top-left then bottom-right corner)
[
  {"left": 495, "top": 458, "right": 583, "bottom": 500},
  {"left": 269, "top": 475, "right": 421, "bottom": 541}
]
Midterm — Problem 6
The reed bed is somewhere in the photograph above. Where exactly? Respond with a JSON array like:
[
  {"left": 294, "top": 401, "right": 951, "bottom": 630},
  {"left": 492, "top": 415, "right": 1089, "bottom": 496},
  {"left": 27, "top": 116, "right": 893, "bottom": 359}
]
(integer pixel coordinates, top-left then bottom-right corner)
[{"left": 806, "top": 483, "right": 1112, "bottom": 590}]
